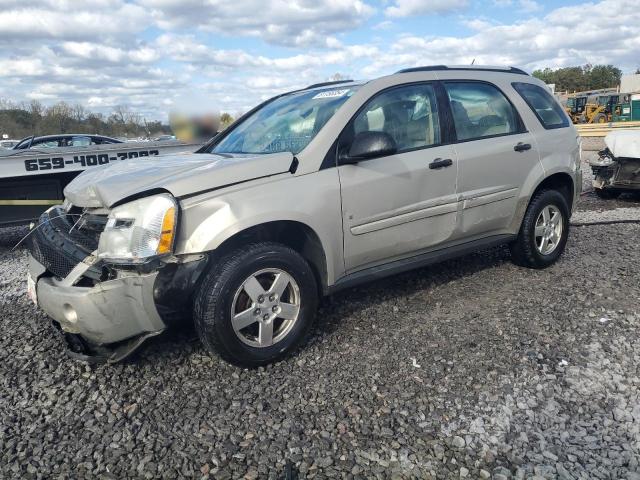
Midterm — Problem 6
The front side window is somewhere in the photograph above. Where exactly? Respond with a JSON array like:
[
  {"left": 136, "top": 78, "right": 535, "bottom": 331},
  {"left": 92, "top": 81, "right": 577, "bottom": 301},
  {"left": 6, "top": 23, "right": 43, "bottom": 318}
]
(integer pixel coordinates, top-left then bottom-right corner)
[
  {"left": 512, "top": 82, "right": 570, "bottom": 130},
  {"left": 352, "top": 84, "right": 441, "bottom": 151},
  {"left": 212, "top": 85, "right": 360, "bottom": 155},
  {"left": 445, "top": 82, "right": 521, "bottom": 141}
]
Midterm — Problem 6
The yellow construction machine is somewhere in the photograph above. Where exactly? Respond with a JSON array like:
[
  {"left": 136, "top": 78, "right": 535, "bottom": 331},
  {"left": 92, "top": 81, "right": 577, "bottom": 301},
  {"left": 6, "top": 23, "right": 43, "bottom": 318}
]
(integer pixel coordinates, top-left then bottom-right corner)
[{"left": 564, "top": 90, "right": 620, "bottom": 124}]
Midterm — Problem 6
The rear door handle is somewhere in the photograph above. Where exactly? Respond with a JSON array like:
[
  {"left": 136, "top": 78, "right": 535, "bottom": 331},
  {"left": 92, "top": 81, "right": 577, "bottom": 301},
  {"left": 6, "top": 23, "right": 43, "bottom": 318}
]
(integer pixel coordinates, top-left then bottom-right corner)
[
  {"left": 429, "top": 158, "right": 453, "bottom": 169},
  {"left": 514, "top": 142, "right": 532, "bottom": 152}
]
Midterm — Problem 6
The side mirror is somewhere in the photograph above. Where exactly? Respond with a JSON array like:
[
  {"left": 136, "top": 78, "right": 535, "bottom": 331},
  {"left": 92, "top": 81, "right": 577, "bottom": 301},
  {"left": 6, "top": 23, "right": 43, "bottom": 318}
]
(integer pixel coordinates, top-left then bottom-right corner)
[{"left": 340, "top": 131, "right": 397, "bottom": 164}]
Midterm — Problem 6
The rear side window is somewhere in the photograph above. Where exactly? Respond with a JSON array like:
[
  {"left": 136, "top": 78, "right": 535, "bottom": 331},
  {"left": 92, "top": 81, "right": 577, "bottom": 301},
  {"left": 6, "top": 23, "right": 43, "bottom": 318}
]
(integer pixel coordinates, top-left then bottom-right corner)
[
  {"left": 444, "top": 82, "right": 522, "bottom": 141},
  {"left": 512, "top": 82, "right": 569, "bottom": 130},
  {"left": 70, "top": 136, "right": 92, "bottom": 147}
]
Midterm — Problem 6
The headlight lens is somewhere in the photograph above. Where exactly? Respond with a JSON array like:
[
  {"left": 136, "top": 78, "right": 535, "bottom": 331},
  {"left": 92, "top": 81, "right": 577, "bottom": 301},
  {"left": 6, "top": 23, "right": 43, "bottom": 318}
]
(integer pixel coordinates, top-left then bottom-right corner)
[{"left": 97, "top": 194, "right": 178, "bottom": 263}]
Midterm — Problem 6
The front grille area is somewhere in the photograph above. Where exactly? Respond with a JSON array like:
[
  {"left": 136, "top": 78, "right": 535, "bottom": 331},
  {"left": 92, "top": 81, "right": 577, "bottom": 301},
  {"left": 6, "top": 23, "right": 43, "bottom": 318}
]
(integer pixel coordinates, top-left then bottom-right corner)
[{"left": 27, "top": 207, "right": 107, "bottom": 280}]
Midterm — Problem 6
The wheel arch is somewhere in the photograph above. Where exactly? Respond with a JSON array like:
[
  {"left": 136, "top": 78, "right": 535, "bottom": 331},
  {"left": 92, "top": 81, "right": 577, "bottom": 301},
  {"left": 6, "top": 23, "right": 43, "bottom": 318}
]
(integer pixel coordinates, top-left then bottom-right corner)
[
  {"left": 211, "top": 220, "right": 329, "bottom": 295},
  {"left": 531, "top": 172, "right": 575, "bottom": 212}
]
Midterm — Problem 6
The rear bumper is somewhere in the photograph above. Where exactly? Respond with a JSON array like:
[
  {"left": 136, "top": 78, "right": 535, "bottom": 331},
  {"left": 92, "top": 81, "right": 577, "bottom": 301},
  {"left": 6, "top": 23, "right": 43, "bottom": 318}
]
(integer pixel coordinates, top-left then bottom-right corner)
[{"left": 29, "top": 254, "right": 166, "bottom": 349}]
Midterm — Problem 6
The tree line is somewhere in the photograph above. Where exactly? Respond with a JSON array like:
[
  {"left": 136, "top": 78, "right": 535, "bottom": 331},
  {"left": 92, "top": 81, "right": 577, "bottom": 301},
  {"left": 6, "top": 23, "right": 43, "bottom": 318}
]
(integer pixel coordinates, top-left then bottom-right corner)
[
  {"left": 532, "top": 64, "right": 623, "bottom": 93},
  {"left": 0, "top": 99, "right": 171, "bottom": 140}
]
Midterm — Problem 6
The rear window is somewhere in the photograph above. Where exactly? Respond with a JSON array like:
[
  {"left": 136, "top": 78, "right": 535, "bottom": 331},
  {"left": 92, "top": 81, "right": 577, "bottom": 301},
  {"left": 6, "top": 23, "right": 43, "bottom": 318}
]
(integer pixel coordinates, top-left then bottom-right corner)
[{"left": 512, "top": 82, "right": 570, "bottom": 130}]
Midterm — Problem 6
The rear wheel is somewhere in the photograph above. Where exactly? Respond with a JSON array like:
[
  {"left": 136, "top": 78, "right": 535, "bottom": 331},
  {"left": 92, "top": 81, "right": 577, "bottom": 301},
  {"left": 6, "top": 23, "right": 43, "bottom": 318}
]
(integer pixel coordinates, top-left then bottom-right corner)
[
  {"left": 194, "top": 242, "right": 318, "bottom": 367},
  {"left": 510, "top": 189, "right": 570, "bottom": 269}
]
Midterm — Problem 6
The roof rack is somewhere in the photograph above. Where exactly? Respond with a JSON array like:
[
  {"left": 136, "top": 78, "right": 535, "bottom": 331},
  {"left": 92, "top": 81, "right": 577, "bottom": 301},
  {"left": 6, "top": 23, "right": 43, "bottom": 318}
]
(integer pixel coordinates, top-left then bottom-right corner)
[
  {"left": 396, "top": 65, "right": 528, "bottom": 76},
  {"left": 305, "top": 79, "right": 354, "bottom": 89}
]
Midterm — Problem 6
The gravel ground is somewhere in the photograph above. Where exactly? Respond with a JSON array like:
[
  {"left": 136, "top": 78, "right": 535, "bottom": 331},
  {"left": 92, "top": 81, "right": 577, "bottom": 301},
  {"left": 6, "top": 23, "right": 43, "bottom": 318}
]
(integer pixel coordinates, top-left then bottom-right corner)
[{"left": 1, "top": 160, "right": 640, "bottom": 479}]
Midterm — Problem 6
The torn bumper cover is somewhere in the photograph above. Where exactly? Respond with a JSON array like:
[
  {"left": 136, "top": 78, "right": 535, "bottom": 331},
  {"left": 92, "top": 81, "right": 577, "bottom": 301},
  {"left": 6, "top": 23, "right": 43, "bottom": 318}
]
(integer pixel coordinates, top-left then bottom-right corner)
[
  {"left": 590, "top": 131, "right": 640, "bottom": 192},
  {"left": 26, "top": 208, "right": 171, "bottom": 363},
  {"left": 30, "top": 255, "right": 165, "bottom": 362}
]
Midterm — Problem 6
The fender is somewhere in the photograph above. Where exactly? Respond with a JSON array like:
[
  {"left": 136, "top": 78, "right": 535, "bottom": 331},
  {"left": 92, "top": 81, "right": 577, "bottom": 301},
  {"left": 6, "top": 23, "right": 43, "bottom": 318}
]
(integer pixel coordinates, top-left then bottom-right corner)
[{"left": 176, "top": 169, "right": 346, "bottom": 286}]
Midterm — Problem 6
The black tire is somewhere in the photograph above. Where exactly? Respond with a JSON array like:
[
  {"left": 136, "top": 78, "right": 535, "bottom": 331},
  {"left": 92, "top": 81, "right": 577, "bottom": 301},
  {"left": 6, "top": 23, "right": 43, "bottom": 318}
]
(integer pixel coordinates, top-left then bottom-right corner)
[
  {"left": 194, "top": 242, "right": 318, "bottom": 367},
  {"left": 510, "top": 189, "right": 570, "bottom": 269},
  {"left": 595, "top": 188, "right": 621, "bottom": 199},
  {"left": 594, "top": 113, "right": 607, "bottom": 124}
]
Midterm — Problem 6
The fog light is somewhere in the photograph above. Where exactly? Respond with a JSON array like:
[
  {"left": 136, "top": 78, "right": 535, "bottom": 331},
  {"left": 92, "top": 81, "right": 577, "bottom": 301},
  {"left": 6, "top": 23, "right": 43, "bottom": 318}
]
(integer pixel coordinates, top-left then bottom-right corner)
[{"left": 62, "top": 304, "right": 78, "bottom": 324}]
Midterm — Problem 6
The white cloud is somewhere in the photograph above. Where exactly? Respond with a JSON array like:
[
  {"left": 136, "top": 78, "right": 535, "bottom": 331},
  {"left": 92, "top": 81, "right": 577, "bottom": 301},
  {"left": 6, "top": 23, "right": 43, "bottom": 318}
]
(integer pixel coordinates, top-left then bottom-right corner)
[
  {"left": 0, "top": 58, "right": 45, "bottom": 76},
  {"left": 385, "top": 0, "right": 468, "bottom": 17},
  {"left": 0, "top": 0, "right": 639, "bottom": 121},
  {"left": 373, "top": 20, "right": 394, "bottom": 30},
  {"left": 518, "top": 0, "right": 542, "bottom": 12},
  {"left": 367, "top": 0, "right": 640, "bottom": 75},
  {"left": 60, "top": 42, "right": 160, "bottom": 64},
  {"left": 139, "top": 0, "right": 374, "bottom": 47},
  {"left": 155, "top": 33, "right": 379, "bottom": 73},
  {"left": 0, "top": 1, "right": 146, "bottom": 44},
  {"left": 462, "top": 18, "right": 496, "bottom": 31},
  {"left": 492, "top": 0, "right": 542, "bottom": 13}
]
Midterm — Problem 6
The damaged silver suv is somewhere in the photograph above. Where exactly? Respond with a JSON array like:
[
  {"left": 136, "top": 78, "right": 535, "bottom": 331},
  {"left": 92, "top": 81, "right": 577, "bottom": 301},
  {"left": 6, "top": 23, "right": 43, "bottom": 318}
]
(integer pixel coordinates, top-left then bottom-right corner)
[{"left": 26, "top": 66, "right": 581, "bottom": 366}]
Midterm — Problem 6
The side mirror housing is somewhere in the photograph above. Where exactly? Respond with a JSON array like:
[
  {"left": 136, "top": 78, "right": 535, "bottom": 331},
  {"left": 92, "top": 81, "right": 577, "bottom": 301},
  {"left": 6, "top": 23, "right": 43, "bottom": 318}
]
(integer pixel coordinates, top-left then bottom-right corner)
[{"left": 340, "top": 131, "right": 397, "bottom": 164}]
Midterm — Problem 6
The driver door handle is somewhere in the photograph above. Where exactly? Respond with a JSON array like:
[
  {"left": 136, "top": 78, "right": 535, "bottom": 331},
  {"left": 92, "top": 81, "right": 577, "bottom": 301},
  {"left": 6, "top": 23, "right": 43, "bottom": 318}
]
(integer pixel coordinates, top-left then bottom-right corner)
[
  {"left": 429, "top": 158, "right": 453, "bottom": 169},
  {"left": 514, "top": 142, "right": 532, "bottom": 152}
]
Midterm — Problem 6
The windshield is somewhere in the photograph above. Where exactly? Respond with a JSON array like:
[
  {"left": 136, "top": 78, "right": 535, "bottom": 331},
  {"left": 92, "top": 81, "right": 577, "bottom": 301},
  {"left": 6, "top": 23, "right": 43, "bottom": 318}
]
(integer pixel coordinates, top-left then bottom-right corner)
[{"left": 212, "top": 85, "right": 360, "bottom": 155}]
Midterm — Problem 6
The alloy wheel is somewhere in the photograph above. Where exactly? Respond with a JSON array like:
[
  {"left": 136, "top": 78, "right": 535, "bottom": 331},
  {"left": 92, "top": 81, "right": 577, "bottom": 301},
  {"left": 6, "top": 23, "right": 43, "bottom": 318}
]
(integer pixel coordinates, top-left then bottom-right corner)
[
  {"left": 230, "top": 268, "right": 301, "bottom": 348},
  {"left": 534, "top": 205, "right": 563, "bottom": 255}
]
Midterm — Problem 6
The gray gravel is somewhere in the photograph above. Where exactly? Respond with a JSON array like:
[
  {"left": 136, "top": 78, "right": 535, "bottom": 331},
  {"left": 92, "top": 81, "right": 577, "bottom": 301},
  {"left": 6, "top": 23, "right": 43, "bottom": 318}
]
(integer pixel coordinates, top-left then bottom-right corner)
[{"left": 2, "top": 164, "right": 640, "bottom": 479}]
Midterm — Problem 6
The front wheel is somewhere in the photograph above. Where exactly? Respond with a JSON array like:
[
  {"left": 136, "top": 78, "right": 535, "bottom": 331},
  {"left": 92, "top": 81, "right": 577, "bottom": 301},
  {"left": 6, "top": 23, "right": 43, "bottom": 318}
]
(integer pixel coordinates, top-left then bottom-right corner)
[
  {"left": 194, "top": 242, "right": 318, "bottom": 367},
  {"left": 510, "top": 189, "right": 570, "bottom": 269}
]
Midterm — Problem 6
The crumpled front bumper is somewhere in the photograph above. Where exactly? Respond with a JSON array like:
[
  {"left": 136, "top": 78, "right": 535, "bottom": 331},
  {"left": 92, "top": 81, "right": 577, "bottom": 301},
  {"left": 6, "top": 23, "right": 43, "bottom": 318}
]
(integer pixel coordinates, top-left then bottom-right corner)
[{"left": 29, "top": 254, "right": 166, "bottom": 362}]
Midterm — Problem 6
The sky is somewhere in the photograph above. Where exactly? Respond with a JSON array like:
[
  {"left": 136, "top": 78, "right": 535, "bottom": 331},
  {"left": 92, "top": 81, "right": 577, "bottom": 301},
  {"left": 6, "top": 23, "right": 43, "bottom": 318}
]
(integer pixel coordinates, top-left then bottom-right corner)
[{"left": 0, "top": 0, "right": 639, "bottom": 121}]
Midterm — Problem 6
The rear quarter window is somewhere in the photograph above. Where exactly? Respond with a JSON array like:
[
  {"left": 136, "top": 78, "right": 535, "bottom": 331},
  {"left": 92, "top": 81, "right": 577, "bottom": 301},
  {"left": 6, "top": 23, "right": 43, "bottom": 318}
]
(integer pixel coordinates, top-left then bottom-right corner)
[{"left": 512, "top": 82, "right": 570, "bottom": 130}]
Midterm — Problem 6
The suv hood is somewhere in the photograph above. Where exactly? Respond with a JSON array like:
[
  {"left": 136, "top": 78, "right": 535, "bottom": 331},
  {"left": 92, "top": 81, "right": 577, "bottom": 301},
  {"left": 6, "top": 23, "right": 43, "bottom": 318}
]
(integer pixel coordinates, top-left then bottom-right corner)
[
  {"left": 605, "top": 130, "right": 640, "bottom": 159},
  {"left": 64, "top": 151, "right": 295, "bottom": 208}
]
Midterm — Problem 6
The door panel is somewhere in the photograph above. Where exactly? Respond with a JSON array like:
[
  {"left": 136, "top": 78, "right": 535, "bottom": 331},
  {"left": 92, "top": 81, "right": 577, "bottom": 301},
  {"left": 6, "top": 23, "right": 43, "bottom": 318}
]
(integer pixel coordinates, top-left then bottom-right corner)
[
  {"left": 455, "top": 133, "right": 539, "bottom": 237},
  {"left": 339, "top": 144, "right": 458, "bottom": 271},
  {"left": 443, "top": 81, "right": 540, "bottom": 238},
  {"left": 338, "top": 82, "right": 459, "bottom": 271}
]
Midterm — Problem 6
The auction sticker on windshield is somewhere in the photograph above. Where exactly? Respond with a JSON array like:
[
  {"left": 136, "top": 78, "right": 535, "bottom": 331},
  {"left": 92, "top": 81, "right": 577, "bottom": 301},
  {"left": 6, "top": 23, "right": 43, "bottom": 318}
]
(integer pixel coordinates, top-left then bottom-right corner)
[{"left": 312, "top": 89, "right": 349, "bottom": 100}]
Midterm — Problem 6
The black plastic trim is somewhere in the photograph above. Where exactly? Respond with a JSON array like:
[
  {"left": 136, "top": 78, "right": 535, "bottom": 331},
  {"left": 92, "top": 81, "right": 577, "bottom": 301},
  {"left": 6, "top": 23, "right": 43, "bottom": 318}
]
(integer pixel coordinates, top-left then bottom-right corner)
[
  {"left": 327, "top": 234, "right": 516, "bottom": 294},
  {"left": 397, "top": 65, "right": 528, "bottom": 76},
  {"left": 305, "top": 80, "right": 354, "bottom": 89},
  {"left": 434, "top": 81, "right": 457, "bottom": 144},
  {"left": 319, "top": 137, "right": 340, "bottom": 170},
  {"left": 27, "top": 208, "right": 105, "bottom": 281},
  {"left": 153, "top": 256, "right": 209, "bottom": 324}
]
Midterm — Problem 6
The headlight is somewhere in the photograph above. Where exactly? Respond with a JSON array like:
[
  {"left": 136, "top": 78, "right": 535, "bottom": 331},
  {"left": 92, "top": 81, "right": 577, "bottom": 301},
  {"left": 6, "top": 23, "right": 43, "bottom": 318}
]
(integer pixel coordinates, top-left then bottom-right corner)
[{"left": 97, "top": 194, "right": 178, "bottom": 263}]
